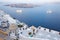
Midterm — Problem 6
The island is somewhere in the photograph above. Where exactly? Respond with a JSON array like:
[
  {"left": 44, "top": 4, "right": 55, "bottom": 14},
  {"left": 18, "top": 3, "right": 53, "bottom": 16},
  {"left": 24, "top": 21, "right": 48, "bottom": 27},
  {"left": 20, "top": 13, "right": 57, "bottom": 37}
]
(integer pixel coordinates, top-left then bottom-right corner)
[{"left": 5, "top": 3, "right": 40, "bottom": 8}]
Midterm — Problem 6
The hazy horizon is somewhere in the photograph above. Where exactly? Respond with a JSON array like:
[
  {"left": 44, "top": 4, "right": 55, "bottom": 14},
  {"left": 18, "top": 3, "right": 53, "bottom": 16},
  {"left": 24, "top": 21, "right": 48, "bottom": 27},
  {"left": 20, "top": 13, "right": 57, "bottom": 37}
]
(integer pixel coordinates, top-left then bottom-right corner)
[{"left": 0, "top": 0, "right": 60, "bottom": 4}]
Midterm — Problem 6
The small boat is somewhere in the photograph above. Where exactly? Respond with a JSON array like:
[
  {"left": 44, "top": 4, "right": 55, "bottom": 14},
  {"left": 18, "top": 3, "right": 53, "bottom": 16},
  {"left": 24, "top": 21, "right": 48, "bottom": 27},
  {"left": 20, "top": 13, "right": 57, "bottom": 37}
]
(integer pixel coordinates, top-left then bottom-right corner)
[
  {"left": 16, "top": 10, "right": 22, "bottom": 13},
  {"left": 47, "top": 10, "right": 53, "bottom": 14}
]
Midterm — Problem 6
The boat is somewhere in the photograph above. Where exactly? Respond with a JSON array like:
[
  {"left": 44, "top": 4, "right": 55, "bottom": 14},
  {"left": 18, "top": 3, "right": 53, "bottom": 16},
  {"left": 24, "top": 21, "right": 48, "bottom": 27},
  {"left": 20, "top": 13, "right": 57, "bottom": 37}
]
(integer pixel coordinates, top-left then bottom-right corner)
[
  {"left": 46, "top": 10, "right": 53, "bottom": 14},
  {"left": 16, "top": 10, "right": 22, "bottom": 13}
]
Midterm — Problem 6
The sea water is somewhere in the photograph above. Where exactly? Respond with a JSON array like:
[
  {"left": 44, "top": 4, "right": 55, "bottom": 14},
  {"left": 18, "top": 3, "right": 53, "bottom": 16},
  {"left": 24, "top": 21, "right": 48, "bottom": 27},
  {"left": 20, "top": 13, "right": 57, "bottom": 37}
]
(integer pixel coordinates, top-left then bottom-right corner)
[{"left": 0, "top": 3, "right": 60, "bottom": 31}]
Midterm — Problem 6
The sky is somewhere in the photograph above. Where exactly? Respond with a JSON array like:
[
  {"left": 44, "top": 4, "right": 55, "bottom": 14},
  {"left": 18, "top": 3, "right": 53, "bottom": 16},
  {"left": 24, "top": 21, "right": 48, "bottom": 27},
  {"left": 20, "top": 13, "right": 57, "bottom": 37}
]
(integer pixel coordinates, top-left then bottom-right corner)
[{"left": 0, "top": 0, "right": 60, "bottom": 4}]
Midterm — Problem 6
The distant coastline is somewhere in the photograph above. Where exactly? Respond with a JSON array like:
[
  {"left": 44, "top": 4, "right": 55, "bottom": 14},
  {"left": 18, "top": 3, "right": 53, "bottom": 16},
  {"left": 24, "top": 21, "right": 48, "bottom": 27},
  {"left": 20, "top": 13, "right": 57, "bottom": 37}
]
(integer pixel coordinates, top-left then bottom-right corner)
[{"left": 5, "top": 3, "right": 40, "bottom": 8}]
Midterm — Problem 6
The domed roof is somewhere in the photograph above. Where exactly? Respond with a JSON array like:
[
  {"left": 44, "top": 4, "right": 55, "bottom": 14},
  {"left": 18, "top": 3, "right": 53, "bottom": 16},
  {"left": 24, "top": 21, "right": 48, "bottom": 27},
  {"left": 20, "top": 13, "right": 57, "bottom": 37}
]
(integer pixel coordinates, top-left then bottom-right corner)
[{"left": 30, "top": 25, "right": 36, "bottom": 30}]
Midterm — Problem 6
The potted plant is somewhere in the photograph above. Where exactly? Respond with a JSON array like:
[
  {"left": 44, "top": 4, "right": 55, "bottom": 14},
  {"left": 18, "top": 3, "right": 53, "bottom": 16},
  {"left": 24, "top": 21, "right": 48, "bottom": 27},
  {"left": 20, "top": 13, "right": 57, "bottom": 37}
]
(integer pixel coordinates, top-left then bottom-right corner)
[{"left": 18, "top": 24, "right": 23, "bottom": 28}]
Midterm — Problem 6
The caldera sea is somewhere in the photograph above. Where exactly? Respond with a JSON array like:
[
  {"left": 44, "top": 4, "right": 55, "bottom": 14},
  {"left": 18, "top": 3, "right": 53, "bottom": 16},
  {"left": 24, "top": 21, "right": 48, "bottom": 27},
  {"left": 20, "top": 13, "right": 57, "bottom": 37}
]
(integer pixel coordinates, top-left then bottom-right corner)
[{"left": 0, "top": 3, "right": 60, "bottom": 31}]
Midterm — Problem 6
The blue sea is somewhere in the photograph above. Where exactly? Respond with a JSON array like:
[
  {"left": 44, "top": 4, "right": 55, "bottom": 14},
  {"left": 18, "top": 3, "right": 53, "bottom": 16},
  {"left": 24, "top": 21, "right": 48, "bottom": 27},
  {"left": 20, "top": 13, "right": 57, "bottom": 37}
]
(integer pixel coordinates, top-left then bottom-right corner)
[{"left": 0, "top": 3, "right": 60, "bottom": 31}]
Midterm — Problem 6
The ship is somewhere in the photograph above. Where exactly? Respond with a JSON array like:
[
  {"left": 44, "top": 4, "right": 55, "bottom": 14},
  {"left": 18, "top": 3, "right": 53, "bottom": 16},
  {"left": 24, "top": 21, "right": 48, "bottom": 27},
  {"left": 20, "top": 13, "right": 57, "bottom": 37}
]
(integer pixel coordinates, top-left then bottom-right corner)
[{"left": 0, "top": 10, "right": 60, "bottom": 40}]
